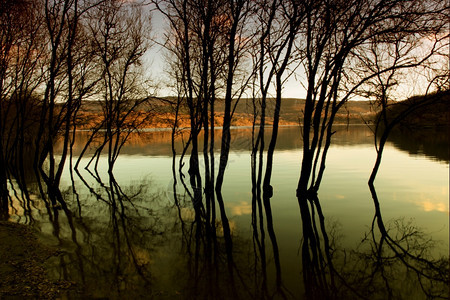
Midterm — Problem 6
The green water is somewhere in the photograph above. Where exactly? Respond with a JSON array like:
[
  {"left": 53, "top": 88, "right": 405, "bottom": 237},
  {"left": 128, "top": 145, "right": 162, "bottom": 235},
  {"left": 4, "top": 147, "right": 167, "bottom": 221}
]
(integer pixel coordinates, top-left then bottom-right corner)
[{"left": 8, "top": 125, "right": 449, "bottom": 299}]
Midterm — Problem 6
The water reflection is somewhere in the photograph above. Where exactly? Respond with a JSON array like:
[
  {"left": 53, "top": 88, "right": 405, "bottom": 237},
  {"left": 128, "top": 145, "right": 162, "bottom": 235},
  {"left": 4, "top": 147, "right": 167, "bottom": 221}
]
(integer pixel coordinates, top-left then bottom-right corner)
[
  {"left": 9, "top": 169, "right": 172, "bottom": 298},
  {"left": 58, "top": 125, "right": 380, "bottom": 156},
  {"left": 3, "top": 125, "right": 448, "bottom": 299},
  {"left": 168, "top": 132, "right": 241, "bottom": 299},
  {"left": 297, "top": 192, "right": 449, "bottom": 299},
  {"left": 388, "top": 127, "right": 449, "bottom": 162},
  {"left": 6, "top": 170, "right": 449, "bottom": 299},
  {"left": 57, "top": 125, "right": 449, "bottom": 165}
]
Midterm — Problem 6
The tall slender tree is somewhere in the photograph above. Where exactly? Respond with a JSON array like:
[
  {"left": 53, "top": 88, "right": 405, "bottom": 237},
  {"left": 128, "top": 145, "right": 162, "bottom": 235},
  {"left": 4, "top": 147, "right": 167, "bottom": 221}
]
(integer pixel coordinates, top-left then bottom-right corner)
[
  {"left": 85, "top": 0, "right": 152, "bottom": 173},
  {"left": 0, "top": 0, "right": 47, "bottom": 216},
  {"left": 155, "top": 0, "right": 253, "bottom": 255}
]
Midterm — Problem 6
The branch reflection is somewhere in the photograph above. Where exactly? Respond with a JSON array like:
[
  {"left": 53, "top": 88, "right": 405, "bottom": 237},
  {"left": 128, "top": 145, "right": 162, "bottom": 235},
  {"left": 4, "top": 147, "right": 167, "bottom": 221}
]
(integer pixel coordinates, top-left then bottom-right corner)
[
  {"left": 297, "top": 190, "right": 449, "bottom": 300},
  {"left": 40, "top": 170, "right": 169, "bottom": 298}
]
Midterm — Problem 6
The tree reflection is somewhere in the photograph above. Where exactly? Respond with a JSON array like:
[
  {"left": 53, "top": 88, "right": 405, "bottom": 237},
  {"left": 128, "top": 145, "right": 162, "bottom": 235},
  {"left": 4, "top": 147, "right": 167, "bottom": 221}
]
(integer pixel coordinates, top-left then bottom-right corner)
[
  {"left": 170, "top": 142, "right": 240, "bottom": 299},
  {"left": 354, "top": 216, "right": 449, "bottom": 299},
  {"left": 4, "top": 143, "right": 448, "bottom": 299},
  {"left": 297, "top": 192, "right": 449, "bottom": 300},
  {"left": 29, "top": 170, "right": 171, "bottom": 298},
  {"left": 250, "top": 127, "right": 289, "bottom": 298},
  {"left": 297, "top": 193, "right": 340, "bottom": 300}
]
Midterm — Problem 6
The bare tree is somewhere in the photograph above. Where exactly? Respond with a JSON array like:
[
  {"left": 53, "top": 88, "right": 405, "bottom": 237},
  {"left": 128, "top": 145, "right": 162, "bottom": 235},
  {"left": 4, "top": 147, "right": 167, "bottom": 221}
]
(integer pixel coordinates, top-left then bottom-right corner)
[
  {"left": 293, "top": 0, "right": 448, "bottom": 207},
  {"left": 155, "top": 0, "right": 253, "bottom": 261},
  {"left": 248, "top": 0, "right": 307, "bottom": 291},
  {"left": 82, "top": 0, "right": 152, "bottom": 173},
  {"left": 30, "top": 0, "right": 108, "bottom": 207},
  {"left": 0, "top": 0, "right": 48, "bottom": 216},
  {"left": 355, "top": 15, "right": 450, "bottom": 296}
]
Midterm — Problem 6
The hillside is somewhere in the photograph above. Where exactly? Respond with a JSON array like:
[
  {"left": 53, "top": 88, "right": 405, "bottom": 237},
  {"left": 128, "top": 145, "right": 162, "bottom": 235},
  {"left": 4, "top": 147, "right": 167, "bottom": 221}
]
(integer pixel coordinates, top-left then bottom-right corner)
[
  {"left": 227, "top": 98, "right": 376, "bottom": 126},
  {"left": 76, "top": 98, "right": 377, "bottom": 129},
  {"left": 381, "top": 90, "right": 450, "bottom": 162},
  {"left": 385, "top": 90, "right": 450, "bottom": 128}
]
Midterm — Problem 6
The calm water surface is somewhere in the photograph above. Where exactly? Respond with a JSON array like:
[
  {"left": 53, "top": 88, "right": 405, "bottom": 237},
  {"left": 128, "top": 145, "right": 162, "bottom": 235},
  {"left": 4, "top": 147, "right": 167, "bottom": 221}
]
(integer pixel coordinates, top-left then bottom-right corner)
[{"left": 9, "top": 125, "right": 449, "bottom": 299}]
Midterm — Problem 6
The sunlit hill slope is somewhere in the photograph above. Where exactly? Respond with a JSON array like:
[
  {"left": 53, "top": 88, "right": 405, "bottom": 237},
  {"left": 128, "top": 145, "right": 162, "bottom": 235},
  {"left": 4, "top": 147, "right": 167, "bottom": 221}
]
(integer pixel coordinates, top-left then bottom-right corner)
[{"left": 76, "top": 98, "right": 378, "bottom": 129}]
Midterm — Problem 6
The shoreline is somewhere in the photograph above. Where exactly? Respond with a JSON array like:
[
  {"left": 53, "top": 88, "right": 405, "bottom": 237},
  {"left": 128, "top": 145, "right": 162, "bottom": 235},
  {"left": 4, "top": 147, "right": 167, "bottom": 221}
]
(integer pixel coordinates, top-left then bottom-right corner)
[
  {"left": 0, "top": 221, "right": 75, "bottom": 299},
  {"left": 73, "top": 123, "right": 373, "bottom": 133}
]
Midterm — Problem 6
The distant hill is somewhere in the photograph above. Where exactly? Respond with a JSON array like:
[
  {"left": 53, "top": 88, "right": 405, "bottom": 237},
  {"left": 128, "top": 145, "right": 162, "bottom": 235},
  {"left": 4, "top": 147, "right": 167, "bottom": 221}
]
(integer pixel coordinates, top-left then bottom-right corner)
[
  {"left": 381, "top": 90, "right": 450, "bottom": 162},
  {"left": 381, "top": 90, "right": 450, "bottom": 129},
  {"left": 208, "top": 98, "right": 376, "bottom": 126},
  {"left": 76, "top": 97, "right": 378, "bottom": 129}
]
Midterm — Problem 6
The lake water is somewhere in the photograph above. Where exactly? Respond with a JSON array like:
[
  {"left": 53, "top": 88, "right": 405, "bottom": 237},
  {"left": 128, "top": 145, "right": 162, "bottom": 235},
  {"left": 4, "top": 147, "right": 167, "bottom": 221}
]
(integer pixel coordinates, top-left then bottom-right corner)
[{"left": 8, "top": 125, "right": 449, "bottom": 299}]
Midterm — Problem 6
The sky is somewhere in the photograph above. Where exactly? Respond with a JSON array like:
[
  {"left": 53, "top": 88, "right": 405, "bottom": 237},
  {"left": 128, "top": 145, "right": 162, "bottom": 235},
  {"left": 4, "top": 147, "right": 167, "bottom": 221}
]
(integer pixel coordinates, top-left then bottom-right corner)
[
  {"left": 143, "top": 8, "right": 309, "bottom": 99},
  {"left": 142, "top": 5, "right": 444, "bottom": 101}
]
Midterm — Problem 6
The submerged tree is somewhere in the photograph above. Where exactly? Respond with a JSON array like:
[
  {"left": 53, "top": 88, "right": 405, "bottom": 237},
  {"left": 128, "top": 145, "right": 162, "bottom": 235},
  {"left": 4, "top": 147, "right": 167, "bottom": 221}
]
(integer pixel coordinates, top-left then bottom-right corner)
[
  {"left": 362, "top": 20, "right": 449, "bottom": 299},
  {"left": 1, "top": 0, "right": 153, "bottom": 210},
  {"left": 291, "top": 1, "right": 449, "bottom": 298},
  {"left": 0, "top": 0, "right": 47, "bottom": 217},
  {"left": 82, "top": 0, "right": 153, "bottom": 173},
  {"left": 155, "top": 0, "right": 254, "bottom": 262},
  {"left": 248, "top": 0, "right": 307, "bottom": 294},
  {"left": 27, "top": 0, "right": 111, "bottom": 208},
  {"left": 292, "top": 0, "right": 448, "bottom": 228},
  {"left": 155, "top": 0, "right": 448, "bottom": 288}
]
